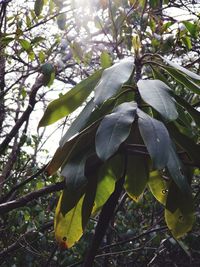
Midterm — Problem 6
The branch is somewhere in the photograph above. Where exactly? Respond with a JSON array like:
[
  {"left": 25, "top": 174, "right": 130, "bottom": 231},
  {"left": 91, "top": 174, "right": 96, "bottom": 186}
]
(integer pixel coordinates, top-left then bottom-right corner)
[
  {"left": 0, "top": 221, "right": 53, "bottom": 261},
  {"left": 0, "top": 164, "right": 47, "bottom": 203},
  {"left": 0, "top": 74, "right": 44, "bottom": 155},
  {"left": 0, "top": 181, "right": 64, "bottom": 214},
  {"left": 99, "top": 226, "right": 167, "bottom": 251}
]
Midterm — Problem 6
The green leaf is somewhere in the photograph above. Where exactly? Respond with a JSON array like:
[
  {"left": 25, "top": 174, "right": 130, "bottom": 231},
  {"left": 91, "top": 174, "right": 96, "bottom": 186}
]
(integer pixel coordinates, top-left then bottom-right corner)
[
  {"left": 70, "top": 41, "right": 83, "bottom": 62},
  {"left": 182, "top": 21, "right": 198, "bottom": 38},
  {"left": 1, "top": 37, "right": 14, "bottom": 46},
  {"left": 148, "top": 170, "right": 168, "bottom": 205},
  {"left": 19, "top": 39, "right": 32, "bottom": 52},
  {"left": 40, "top": 62, "right": 55, "bottom": 86},
  {"left": 125, "top": 154, "right": 149, "bottom": 202},
  {"left": 150, "top": 0, "right": 160, "bottom": 8},
  {"left": 26, "top": 15, "right": 32, "bottom": 27},
  {"left": 92, "top": 163, "right": 116, "bottom": 214},
  {"left": 162, "top": 66, "right": 200, "bottom": 95},
  {"left": 94, "top": 57, "right": 134, "bottom": 106},
  {"left": 182, "top": 36, "right": 192, "bottom": 50},
  {"left": 165, "top": 208, "right": 194, "bottom": 239},
  {"left": 166, "top": 144, "right": 191, "bottom": 195},
  {"left": 55, "top": 193, "right": 84, "bottom": 248},
  {"left": 176, "top": 110, "right": 194, "bottom": 139},
  {"left": 137, "top": 109, "right": 171, "bottom": 169},
  {"left": 114, "top": 90, "right": 134, "bottom": 106},
  {"left": 85, "top": 90, "right": 132, "bottom": 128},
  {"left": 162, "top": 57, "right": 200, "bottom": 81},
  {"left": 172, "top": 94, "right": 200, "bottom": 127},
  {"left": 100, "top": 51, "right": 112, "bottom": 68},
  {"left": 34, "top": 0, "right": 44, "bottom": 17},
  {"left": 98, "top": 154, "right": 124, "bottom": 183},
  {"left": 95, "top": 102, "right": 137, "bottom": 161},
  {"left": 137, "top": 79, "right": 178, "bottom": 121},
  {"left": 59, "top": 100, "right": 95, "bottom": 147},
  {"left": 151, "top": 66, "right": 171, "bottom": 87},
  {"left": 28, "top": 51, "right": 35, "bottom": 61},
  {"left": 167, "top": 122, "right": 200, "bottom": 166},
  {"left": 38, "top": 50, "right": 46, "bottom": 63},
  {"left": 31, "top": 36, "right": 46, "bottom": 45},
  {"left": 38, "top": 70, "right": 103, "bottom": 127},
  {"left": 59, "top": 89, "right": 129, "bottom": 147},
  {"left": 60, "top": 152, "right": 90, "bottom": 215}
]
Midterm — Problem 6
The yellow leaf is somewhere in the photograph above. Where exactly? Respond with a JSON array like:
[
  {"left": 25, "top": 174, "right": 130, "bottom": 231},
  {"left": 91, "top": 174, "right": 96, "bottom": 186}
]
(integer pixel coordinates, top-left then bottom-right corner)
[
  {"left": 54, "top": 192, "right": 84, "bottom": 249},
  {"left": 92, "top": 164, "right": 116, "bottom": 214},
  {"left": 132, "top": 34, "right": 141, "bottom": 54},
  {"left": 148, "top": 170, "right": 169, "bottom": 205},
  {"left": 165, "top": 208, "right": 195, "bottom": 239}
]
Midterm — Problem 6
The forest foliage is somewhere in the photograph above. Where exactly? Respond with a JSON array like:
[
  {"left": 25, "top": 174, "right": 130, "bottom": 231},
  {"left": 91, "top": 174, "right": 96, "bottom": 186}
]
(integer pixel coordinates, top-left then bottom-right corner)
[{"left": 0, "top": 0, "right": 200, "bottom": 266}]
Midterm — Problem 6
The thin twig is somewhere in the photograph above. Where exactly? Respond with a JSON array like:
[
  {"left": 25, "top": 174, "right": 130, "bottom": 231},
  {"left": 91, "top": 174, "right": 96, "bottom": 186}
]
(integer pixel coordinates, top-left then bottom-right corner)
[
  {"left": 0, "top": 164, "right": 47, "bottom": 203},
  {"left": 99, "top": 226, "right": 167, "bottom": 251}
]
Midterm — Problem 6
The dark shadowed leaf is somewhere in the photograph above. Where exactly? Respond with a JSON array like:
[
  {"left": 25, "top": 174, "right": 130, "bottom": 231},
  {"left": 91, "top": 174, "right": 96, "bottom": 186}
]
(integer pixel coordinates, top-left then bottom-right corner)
[
  {"left": 81, "top": 174, "right": 98, "bottom": 230},
  {"left": 60, "top": 151, "right": 91, "bottom": 215},
  {"left": 137, "top": 109, "right": 170, "bottom": 169},
  {"left": 95, "top": 102, "right": 137, "bottom": 161},
  {"left": 166, "top": 144, "right": 191, "bottom": 195},
  {"left": 166, "top": 181, "right": 193, "bottom": 214},
  {"left": 162, "top": 57, "right": 200, "bottom": 81},
  {"left": 38, "top": 70, "right": 102, "bottom": 127},
  {"left": 163, "top": 66, "right": 200, "bottom": 95},
  {"left": 60, "top": 89, "right": 135, "bottom": 148},
  {"left": 86, "top": 89, "right": 134, "bottom": 128},
  {"left": 125, "top": 154, "right": 149, "bottom": 202},
  {"left": 167, "top": 122, "right": 200, "bottom": 166},
  {"left": 172, "top": 94, "right": 200, "bottom": 126},
  {"left": 94, "top": 57, "right": 134, "bottom": 106},
  {"left": 45, "top": 122, "right": 98, "bottom": 175},
  {"left": 137, "top": 79, "right": 178, "bottom": 121},
  {"left": 151, "top": 66, "right": 171, "bottom": 87},
  {"left": 34, "top": 0, "right": 44, "bottom": 17},
  {"left": 59, "top": 99, "right": 95, "bottom": 147},
  {"left": 176, "top": 105, "right": 193, "bottom": 132}
]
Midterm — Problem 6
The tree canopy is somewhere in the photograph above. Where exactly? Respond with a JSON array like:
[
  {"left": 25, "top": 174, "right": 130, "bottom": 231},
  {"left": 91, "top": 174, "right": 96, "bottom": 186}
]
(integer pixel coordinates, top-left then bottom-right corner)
[{"left": 0, "top": 0, "right": 200, "bottom": 266}]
